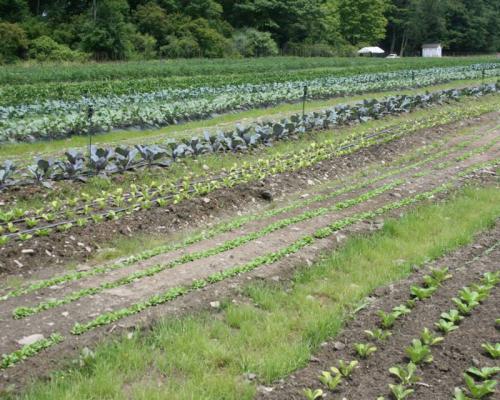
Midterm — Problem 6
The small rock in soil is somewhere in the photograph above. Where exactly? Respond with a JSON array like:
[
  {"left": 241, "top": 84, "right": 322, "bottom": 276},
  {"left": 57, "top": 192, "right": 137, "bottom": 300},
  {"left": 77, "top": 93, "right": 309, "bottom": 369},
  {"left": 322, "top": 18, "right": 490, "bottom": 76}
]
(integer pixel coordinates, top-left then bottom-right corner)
[
  {"left": 210, "top": 301, "right": 220, "bottom": 309},
  {"left": 18, "top": 334, "right": 44, "bottom": 346},
  {"left": 333, "top": 341, "right": 346, "bottom": 350},
  {"left": 259, "top": 190, "right": 273, "bottom": 201},
  {"left": 21, "top": 249, "right": 35, "bottom": 254}
]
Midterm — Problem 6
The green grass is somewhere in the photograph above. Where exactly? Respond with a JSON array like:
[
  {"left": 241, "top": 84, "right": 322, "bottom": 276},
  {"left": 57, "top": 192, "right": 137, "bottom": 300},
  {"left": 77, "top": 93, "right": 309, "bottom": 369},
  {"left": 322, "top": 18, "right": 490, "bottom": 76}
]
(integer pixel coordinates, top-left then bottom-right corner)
[
  {"left": 15, "top": 184, "right": 500, "bottom": 400},
  {"left": 1, "top": 77, "right": 496, "bottom": 160}
]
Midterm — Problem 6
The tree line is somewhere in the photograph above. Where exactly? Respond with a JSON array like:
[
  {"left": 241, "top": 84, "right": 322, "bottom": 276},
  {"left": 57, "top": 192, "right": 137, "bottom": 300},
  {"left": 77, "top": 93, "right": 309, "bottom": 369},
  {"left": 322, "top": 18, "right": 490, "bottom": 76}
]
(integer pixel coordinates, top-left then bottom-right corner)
[{"left": 0, "top": 0, "right": 498, "bottom": 63}]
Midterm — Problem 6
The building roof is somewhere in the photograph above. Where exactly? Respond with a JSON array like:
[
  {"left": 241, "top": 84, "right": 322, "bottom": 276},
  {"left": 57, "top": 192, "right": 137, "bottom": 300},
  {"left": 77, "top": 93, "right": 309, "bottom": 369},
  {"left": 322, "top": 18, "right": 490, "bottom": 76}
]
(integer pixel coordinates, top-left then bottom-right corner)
[
  {"left": 358, "top": 46, "right": 385, "bottom": 54},
  {"left": 422, "top": 43, "right": 442, "bottom": 49}
]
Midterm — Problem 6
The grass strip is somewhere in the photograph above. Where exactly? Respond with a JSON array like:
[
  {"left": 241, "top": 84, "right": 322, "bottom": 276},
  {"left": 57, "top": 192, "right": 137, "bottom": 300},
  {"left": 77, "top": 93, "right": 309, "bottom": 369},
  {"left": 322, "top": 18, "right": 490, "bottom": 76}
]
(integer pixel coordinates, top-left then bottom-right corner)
[
  {"left": 13, "top": 181, "right": 403, "bottom": 319},
  {"left": 16, "top": 181, "right": 500, "bottom": 400},
  {"left": 0, "top": 333, "right": 63, "bottom": 370}
]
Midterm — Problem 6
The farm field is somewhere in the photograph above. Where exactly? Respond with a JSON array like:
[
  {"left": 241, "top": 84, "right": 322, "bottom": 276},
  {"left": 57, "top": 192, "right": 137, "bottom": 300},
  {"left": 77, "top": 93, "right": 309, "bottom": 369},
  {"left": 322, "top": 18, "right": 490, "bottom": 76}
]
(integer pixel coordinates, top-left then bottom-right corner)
[{"left": 0, "top": 57, "right": 499, "bottom": 399}]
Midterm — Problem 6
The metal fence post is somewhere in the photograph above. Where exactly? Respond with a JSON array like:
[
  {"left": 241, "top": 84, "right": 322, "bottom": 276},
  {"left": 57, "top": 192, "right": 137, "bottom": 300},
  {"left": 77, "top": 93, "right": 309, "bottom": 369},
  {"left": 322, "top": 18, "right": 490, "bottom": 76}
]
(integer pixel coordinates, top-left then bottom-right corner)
[
  {"left": 302, "top": 85, "right": 308, "bottom": 121},
  {"left": 87, "top": 105, "right": 94, "bottom": 176}
]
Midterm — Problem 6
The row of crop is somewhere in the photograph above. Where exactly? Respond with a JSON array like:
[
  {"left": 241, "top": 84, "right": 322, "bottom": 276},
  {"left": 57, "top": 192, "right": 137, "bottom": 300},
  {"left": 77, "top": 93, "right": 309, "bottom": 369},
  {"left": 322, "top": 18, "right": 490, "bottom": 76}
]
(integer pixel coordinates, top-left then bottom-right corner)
[
  {"left": 3, "top": 64, "right": 498, "bottom": 121},
  {"left": 2, "top": 83, "right": 497, "bottom": 189},
  {"left": 2, "top": 65, "right": 499, "bottom": 142},
  {"left": 1, "top": 100, "right": 497, "bottom": 247},
  {"left": 303, "top": 265, "right": 455, "bottom": 399},
  {"left": 1, "top": 131, "right": 477, "bottom": 303},
  {"left": 3, "top": 57, "right": 493, "bottom": 95},
  {"left": 12, "top": 181, "right": 404, "bottom": 319},
  {"left": 70, "top": 185, "right": 454, "bottom": 335},
  {"left": 388, "top": 271, "right": 499, "bottom": 400},
  {"left": 303, "top": 264, "right": 499, "bottom": 400},
  {"left": 0, "top": 167, "right": 490, "bottom": 372}
]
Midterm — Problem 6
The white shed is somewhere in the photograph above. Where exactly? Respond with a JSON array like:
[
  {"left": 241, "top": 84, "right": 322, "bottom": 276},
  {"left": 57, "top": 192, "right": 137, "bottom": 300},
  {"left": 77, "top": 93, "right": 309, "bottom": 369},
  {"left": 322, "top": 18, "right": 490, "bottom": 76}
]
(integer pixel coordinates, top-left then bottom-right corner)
[{"left": 422, "top": 43, "right": 442, "bottom": 58}]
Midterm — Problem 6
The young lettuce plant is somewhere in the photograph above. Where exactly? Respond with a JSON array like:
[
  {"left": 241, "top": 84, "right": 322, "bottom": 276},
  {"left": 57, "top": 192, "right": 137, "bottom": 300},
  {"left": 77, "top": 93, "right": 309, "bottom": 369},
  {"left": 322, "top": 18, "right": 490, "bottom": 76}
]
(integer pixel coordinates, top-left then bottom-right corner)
[
  {"left": 303, "top": 388, "right": 323, "bottom": 400},
  {"left": 318, "top": 370, "right": 342, "bottom": 390},
  {"left": 365, "top": 328, "right": 392, "bottom": 341},
  {"left": 331, "top": 360, "right": 359, "bottom": 378},
  {"left": 420, "top": 327, "right": 443, "bottom": 346},
  {"left": 481, "top": 272, "right": 500, "bottom": 286},
  {"left": 389, "top": 362, "right": 420, "bottom": 385},
  {"left": 392, "top": 304, "right": 412, "bottom": 317},
  {"left": 466, "top": 366, "right": 500, "bottom": 380},
  {"left": 435, "top": 319, "right": 459, "bottom": 334},
  {"left": 389, "top": 384, "right": 414, "bottom": 400},
  {"left": 405, "top": 339, "right": 433, "bottom": 364},
  {"left": 377, "top": 310, "right": 399, "bottom": 329},
  {"left": 354, "top": 343, "right": 377, "bottom": 359},
  {"left": 462, "top": 373, "right": 497, "bottom": 399},
  {"left": 440, "top": 309, "right": 464, "bottom": 324},
  {"left": 410, "top": 285, "right": 437, "bottom": 301},
  {"left": 481, "top": 342, "right": 500, "bottom": 359},
  {"left": 423, "top": 266, "right": 452, "bottom": 287}
]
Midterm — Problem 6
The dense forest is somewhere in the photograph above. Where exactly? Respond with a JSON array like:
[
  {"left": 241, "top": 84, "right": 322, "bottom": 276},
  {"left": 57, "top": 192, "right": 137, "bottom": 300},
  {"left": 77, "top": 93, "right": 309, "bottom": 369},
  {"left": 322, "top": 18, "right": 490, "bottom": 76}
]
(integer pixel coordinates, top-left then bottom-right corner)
[{"left": 0, "top": 0, "right": 499, "bottom": 63}]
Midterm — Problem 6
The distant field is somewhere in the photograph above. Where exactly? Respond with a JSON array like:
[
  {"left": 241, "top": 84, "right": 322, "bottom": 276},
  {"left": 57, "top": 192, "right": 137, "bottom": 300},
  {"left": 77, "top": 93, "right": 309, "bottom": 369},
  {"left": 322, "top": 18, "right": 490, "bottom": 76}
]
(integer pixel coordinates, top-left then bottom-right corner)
[
  {"left": 1, "top": 56, "right": 498, "bottom": 86},
  {"left": 1, "top": 56, "right": 499, "bottom": 144}
]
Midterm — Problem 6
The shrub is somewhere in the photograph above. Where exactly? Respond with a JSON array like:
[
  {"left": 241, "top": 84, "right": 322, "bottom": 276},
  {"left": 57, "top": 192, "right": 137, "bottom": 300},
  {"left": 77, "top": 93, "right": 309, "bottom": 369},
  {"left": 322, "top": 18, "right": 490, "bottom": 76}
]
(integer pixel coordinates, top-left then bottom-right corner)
[
  {"left": 233, "top": 28, "right": 279, "bottom": 57},
  {"left": 28, "top": 35, "right": 84, "bottom": 62},
  {"left": 0, "top": 22, "right": 28, "bottom": 63},
  {"left": 131, "top": 32, "right": 157, "bottom": 59},
  {"left": 159, "top": 35, "right": 201, "bottom": 58}
]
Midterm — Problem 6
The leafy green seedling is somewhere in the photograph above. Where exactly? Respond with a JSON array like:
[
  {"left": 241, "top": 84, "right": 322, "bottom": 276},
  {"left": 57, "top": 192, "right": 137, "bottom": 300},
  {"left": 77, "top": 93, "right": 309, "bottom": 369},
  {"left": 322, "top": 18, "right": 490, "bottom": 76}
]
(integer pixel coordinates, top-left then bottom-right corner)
[
  {"left": 377, "top": 310, "right": 399, "bottom": 329},
  {"left": 389, "top": 362, "right": 420, "bottom": 385},
  {"left": 466, "top": 366, "right": 500, "bottom": 380},
  {"left": 420, "top": 328, "right": 443, "bottom": 346},
  {"left": 410, "top": 285, "right": 437, "bottom": 300},
  {"left": 0, "top": 235, "right": 9, "bottom": 245},
  {"left": 303, "top": 388, "right": 323, "bottom": 400},
  {"left": 423, "top": 267, "right": 452, "bottom": 287},
  {"left": 452, "top": 297, "right": 478, "bottom": 315},
  {"left": 481, "top": 272, "right": 500, "bottom": 286},
  {"left": 365, "top": 328, "right": 392, "bottom": 341},
  {"left": 25, "top": 218, "right": 38, "bottom": 228},
  {"left": 405, "top": 339, "right": 433, "bottom": 364},
  {"left": 481, "top": 342, "right": 500, "bottom": 359},
  {"left": 392, "top": 304, "right": 412, "bottom": 316},
  {"left": 459, "top": 287, "right": 481, "bottom": 304},
  {"left": 435, "top": 319, "right": 459, "bottom": 334},
  {"left": 354, "top": 343, "right": 377, "bottom": 359},
  {"left": 319, "top": 371, "right": 341, "bottom": 390},
  {"left": 389, "top": 384, "right": 414, "bottom": 400},
  {"left": 454, "top": 387, "right": 472, "bottom": 400},
  {"left": 464, "top": 373, "right": 497, "bottom": 398},
  {"left": 18, "top": 233, "right": 33, "bottom": 241},
  {"left": 440, "top": 309, "right": 464, "bottom": 324},
  {"left": 331, "top": 360, "right": 358, "bottom": 378},
  {"left": 7, "top": 222, "right": 18, "bottom": 233}
]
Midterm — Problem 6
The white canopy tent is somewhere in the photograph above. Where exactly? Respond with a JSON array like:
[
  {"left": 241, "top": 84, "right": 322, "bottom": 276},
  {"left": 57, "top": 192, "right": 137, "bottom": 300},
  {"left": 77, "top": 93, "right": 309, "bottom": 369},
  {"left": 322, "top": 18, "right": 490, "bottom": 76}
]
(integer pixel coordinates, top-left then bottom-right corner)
[{"left": 358, "top": 47, "right": 385, "bottom": 55}]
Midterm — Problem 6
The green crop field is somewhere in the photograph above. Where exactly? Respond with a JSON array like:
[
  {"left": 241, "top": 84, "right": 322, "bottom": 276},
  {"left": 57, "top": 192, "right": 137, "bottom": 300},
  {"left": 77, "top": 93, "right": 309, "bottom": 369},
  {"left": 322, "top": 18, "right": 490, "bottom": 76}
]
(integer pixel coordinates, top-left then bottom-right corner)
[{"left": 0, "top": 55, "right": 499, "bottom": 400}]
